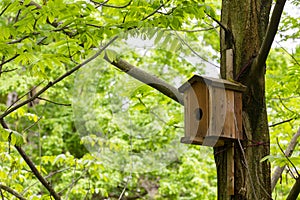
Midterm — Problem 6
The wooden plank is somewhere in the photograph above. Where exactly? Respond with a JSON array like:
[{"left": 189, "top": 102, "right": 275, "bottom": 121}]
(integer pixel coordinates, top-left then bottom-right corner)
[
  {"left": 226, "top": 48, "right": 235, "bottom": 197},
  {"left": 181, "top": 136, "right": 224, "bottom": 147},
  {"left": 183, "top": 92, "right": 190, "bottom": 138},
  {"left": 223, "top": 90, "right": 235, "bottom": 138},
  {"left": 234, "top": 92, "right": 243, "bottom": 140},
  {"left": 209, "top": 87, "right": 226, "bottom": 137},
  {"left": 226, "top": 49, "right": 233, "bottom": 79},
  {"left": 227, "top": 143, "right": 235, "bottom": 195}
]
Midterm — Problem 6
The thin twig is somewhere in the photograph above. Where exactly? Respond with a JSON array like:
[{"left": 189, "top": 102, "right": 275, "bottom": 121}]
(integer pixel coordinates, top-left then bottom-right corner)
[
  {"left": 0, "top": 184, "right": 26, "bottom": 200},
  {"left": 4, "top": 81, "right": 44, "bottom": 113},
  {"left": 93, "top": 0, "right": 133, "bottom": 9},
  {"left": 142, "top": 0, "right": 171, "bottom": 21},
  {"left": 272, "top": 127, "right": 300, "bottom": 191},
  {"left": 37, "top": 97, "right": 71, "bottom": 106},
  {"left": 7, "top": 36, "right": 30, "bottom": 44},
  {"left": 276, "top": 41, "right": 300, "bottom": 67},
  {"left": 22, "top": 168, "right": 70, "bottom": 195},
  {"left": 276, "top": 138, "right": 300, "bottom": 177},
  {"left": 237, "top": 139, "right": 258, "bottom": 200},
  {"left": 0, "top": 68, "right": 18, "bottom": 75},
  {"left": 278, "top": 95, "right": 298, "bottom": 116},
  {"left": 0, "top": 54, "right": 20, "bottom": 68},
  {"left": 175, "top": 32, "right": 220, "bottom": 68},
  {"left": 22, "top": 116, "right": 42, "bottom": 133},
  {"left": 269, "top": 117, "right": 296, "bottom": 127},
  {"left": 118, "top": 175, "right": 131, "bottom": 200},
  {"left": 0, "top": 188, "right": 4, "bottom": 200},
  {"left": 0, "top": 2, "right": 11, "bottom": 16}
]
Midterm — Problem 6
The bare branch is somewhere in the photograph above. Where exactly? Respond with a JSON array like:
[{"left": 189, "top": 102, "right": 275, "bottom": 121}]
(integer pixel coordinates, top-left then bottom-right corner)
[
  {"left": 269, "top": 117, "right": 297, "bottom": 127},
  {"left": 4, "top": 81, "right": 44, "bottom": 113},
  {"left": 0, "top": 54, "right": 20, "bottom": 69},
  {"left": 0, "top": 68, "right": 18, "bottom": 75},
  {"left": 91, "top": 0, "right": 133, "bottom": 9},
  {"left": 0, "top": 36, "right": 118, "bottom": 119},
  {"left": 0, "top": 184, "right": 26, "bottom": 200},
  {"left": 276, "top": 41, "right": 300, "bottom": 67},
  {"left": 271, "top": 127, "right": 300, "bottom": 191},
  {"left": 205, "top": 13, "right": 228, "bottom": 32},
  {"left": 165, "top": 26, "right": 218, "bottom": 33},
  {"left": 37, "top": 97, "right": 71, "bottom": 106},
  {"left": 250, "top": 0, "right": 286, "bottom": 77},
  {"left": 175, "top": 33, "right": 220, "bottom": 68},
  {"left": 0, "top": 2, "right": 11, "bottom": 17},
  {"left": 105, "top": 57, "right": 184, "bottom": 105},
  {"left": 142, "top": 0, "right": 171, "bottom": 21}
]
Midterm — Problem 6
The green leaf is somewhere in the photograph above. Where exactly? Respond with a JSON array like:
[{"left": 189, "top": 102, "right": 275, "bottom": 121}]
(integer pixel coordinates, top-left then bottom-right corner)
[
  {"left": 154, "top": 30, "right": 164, "bottom": 45},
  {"left": 0, "top": 128, "right": 24, "bottom": 146},
  {"left": 105, "top": 49, "right": 117, "bottom": 62}
]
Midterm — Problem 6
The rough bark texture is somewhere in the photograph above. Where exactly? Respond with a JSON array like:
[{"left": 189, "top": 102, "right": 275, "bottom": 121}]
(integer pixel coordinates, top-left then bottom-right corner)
[{"left": 215, "top": 0, "right": 272, "bottom": 199}]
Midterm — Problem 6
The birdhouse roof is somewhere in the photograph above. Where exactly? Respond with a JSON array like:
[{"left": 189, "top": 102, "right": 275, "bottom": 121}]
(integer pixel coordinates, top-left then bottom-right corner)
[{"left": 178, "top": 75, "right": 246, "bottom": 93}]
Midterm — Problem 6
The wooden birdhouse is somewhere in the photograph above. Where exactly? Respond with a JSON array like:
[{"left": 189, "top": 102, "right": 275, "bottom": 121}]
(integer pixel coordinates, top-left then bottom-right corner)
[{"left": 178, "top": 75, "right": 246, "bottom": 147}]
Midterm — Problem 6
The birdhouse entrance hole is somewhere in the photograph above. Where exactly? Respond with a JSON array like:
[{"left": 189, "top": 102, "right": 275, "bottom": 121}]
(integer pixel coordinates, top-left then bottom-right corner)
[{"left": 195, "top": 108, "right": 203, "bottom": 120}]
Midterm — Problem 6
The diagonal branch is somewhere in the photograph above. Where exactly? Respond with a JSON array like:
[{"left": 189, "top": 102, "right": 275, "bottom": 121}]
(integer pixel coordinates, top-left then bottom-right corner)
[
  {"left": 271, "top": 127, "right": 300, "bottom": 191},
  {"left": 142, "top": 0, "right": 171, "bottom": 21},
  {"left": 0, "top": 36, "right": 117, "bottom": 119},
  {"left": 250, "top": 0, "right": 286, "bottom": 77},
  {"left": 286, "top": 177, "right": 300, "bottom": 200},
  {"left": 105, "top": 57, "right": 184, "bottom": 105},
  {"left": 0, "top": 119, "right": 61, "bottom": 200},
  {"left": 276, "top": 137, "right": 300, "bottom": 177},
  {"left": 0, "top": 184, "right": 26, "bottom": 200}
]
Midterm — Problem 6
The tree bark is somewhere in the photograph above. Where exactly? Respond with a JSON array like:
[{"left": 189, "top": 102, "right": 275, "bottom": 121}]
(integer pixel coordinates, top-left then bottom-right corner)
[{"left": 215, "top": 0, "right": 273, "bottom": 199}]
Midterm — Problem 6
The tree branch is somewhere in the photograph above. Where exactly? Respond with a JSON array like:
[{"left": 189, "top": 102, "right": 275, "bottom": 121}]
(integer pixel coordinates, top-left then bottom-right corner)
[
  {"left": 142, "top": 0, "right": 171, "bottom": 21},
  {"left": 271, "top": 127, "right": 300, "bottom": 191},
  {"left": 91, "top": 0, "right": 133, "bottom": 9},
  {"left": 277, "top": 137, "right": 300, "bottom": 177},
  {"left": 250, "top": 0, "right": 286, "bottom": 77},
  {"left": 0, "top": 119, "right": 61, "bottom": 200},
  {"left": 269, "top": 117, "right": 296, "bottom": 127},
  {"left": 37, "top": 97, "right": 71, "bottom": 106},
  {"left": 0, "top": 184, "right": 26, "bottom": 200},
  {"left": 0, "top": 54, "right": 20, "bottom": 69},
  {"left": 0, "top": 36, "right": 117, "bottom": 119},
  {"left": 105, "top": 57, "right": 184, "bottom": 105},
  {"left": 287, "top": 177, "right": 300, "bottom": 200}
]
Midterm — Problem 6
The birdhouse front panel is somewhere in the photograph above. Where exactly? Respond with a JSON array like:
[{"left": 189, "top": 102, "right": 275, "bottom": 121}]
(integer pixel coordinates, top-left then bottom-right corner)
[
  {"left": 183, "top": 81, "right": 209, "bottom": 144},
  {"left": 179, "top": 75, "right": 246, "bottom": 147}
]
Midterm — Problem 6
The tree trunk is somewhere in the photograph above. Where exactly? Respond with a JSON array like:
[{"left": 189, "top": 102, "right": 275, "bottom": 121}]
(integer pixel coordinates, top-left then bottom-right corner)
[{"left": 215, "top": 0, "right": 272, "bottom": 199}]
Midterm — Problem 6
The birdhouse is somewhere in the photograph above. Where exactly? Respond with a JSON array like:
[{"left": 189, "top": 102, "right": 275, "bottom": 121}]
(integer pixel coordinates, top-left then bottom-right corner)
[{"left": 178, "top": 75, "right": 246, "bottom": 147}]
